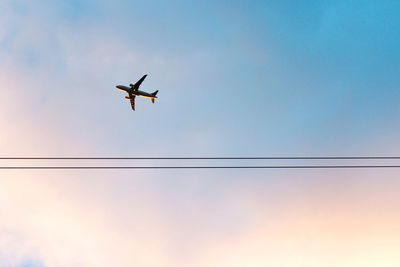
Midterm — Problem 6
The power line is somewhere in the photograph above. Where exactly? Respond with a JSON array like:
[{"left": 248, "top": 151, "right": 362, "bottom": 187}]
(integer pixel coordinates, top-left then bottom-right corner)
[
  {"left": 3, "top": 157, "right": 400, "bottom": 170},
  {"left": 2, "top": 165, "right": 400, "bottom": 169},
  {"left": 1, "top": 157, "right": 400, "bottom": 160}
]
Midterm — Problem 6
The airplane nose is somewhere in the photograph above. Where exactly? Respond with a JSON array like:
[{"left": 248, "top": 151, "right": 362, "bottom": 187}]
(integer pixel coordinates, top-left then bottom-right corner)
[{"left": 116, "top": 85, "right": 129, "bottom": 91}]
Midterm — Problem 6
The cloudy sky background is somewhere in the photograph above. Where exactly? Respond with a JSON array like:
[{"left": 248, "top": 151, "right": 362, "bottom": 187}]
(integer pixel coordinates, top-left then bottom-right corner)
[{"left": 1, "top": 0, "right": 400, "bottom": 266}]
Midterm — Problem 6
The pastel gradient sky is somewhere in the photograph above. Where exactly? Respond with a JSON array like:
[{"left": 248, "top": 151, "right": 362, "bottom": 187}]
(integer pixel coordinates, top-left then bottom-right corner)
[{"left": 1, "top": 0, "right": 400, "bottom": 266}]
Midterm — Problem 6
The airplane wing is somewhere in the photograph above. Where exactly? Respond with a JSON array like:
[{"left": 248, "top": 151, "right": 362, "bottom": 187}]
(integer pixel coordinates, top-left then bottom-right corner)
[
  {"left": 133, "top": 74, "right": 147, "bottom": 90},
  {"left": 130, "top": 95, "right": 136, "bottom": 111}
]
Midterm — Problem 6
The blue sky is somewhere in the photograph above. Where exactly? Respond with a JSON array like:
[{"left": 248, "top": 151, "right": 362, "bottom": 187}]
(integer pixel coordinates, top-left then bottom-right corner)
[
  {"left": 3, "top": 0, "right": 400, "bottom": 156},
  {"left": 1, "top": 0, "right": 400, "bottom": 266}
]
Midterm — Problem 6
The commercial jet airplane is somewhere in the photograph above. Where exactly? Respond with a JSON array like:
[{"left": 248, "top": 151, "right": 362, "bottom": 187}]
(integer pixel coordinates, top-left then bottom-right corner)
[{"left": 116, "top": 74, "right": 158, "bottom": 111}]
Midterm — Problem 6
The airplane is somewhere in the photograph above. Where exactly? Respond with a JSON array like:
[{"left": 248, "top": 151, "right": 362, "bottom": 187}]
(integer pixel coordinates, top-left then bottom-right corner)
[{"left": 116, "top": 74, "right": 158, "bottom": 111}]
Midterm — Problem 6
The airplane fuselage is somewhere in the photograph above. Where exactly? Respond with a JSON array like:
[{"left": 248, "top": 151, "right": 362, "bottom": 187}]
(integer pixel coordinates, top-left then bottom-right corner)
[{"left": 116, "top": 85, "right": 158, "bottom": 98}]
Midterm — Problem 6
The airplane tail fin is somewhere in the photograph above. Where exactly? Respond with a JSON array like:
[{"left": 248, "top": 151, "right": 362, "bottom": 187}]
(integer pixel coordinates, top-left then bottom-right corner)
[{"left": 151, "top": 90, "right": 158, "bottom": 103}]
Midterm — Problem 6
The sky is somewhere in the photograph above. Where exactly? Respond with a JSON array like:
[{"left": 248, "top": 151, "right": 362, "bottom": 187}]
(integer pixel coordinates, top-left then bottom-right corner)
[{"left": 1, "top": 0, "right": 400, "bottom": 266}]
